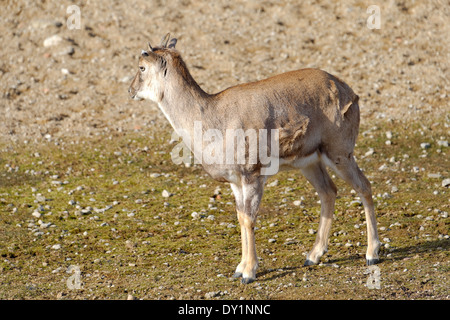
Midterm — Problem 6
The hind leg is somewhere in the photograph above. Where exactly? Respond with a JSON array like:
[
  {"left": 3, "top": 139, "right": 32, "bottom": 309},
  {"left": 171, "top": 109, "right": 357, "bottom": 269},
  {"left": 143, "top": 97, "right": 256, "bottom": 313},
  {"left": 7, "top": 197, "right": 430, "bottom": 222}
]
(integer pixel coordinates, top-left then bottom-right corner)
[
  {"left": 300, "top": 161, "right": 337, "bottom": 265},
  {"left": 323, "top": 154, "right": 381, "bottom": 265}
]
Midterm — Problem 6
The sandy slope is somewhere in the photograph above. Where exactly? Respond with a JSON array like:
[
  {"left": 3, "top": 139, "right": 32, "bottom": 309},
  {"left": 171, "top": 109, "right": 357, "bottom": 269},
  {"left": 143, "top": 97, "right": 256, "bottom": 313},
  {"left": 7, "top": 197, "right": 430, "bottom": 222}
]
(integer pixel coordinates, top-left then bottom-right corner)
[{"left": 1, "top": 0, "right": 448, "bottom": 141}]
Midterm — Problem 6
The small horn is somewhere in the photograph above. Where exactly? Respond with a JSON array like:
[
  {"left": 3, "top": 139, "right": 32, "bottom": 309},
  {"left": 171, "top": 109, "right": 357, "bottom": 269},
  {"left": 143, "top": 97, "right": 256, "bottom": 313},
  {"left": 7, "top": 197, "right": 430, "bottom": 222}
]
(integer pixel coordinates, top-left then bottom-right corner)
[
  {"left": 160, "top": 33, "right": 170, "bottom": 48},
  {"left": 148, "top": 42, "right": 153, "bottom": 52}
]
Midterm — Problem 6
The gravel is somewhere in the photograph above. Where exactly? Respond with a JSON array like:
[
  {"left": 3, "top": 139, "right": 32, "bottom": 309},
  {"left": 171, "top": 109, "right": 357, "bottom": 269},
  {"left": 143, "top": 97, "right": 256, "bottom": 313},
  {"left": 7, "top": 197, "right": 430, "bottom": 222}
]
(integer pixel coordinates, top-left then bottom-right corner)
[{"left": 442, "top": 179, "right": 450, "bottom": 188}]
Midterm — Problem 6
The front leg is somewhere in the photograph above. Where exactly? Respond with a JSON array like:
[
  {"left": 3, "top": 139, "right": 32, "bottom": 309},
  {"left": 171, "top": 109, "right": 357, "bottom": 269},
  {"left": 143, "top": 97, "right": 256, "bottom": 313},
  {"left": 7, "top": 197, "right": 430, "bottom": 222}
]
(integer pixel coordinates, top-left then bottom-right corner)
[
  {"left": 238, "top": 211, "right": 258, "bottom": 284},
  {"left": 230, "top": 177, "right": 265, "bottom": 284},
  {"left": 232, "top": 210, "right": 248, "bottom": 279}
]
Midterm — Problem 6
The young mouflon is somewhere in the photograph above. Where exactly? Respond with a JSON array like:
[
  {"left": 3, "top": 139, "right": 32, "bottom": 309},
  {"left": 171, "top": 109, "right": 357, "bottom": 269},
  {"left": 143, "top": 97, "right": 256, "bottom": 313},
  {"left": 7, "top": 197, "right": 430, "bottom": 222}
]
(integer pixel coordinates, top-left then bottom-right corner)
[{"left": 129, "top": 34, "right": 381, "bottom": 284}]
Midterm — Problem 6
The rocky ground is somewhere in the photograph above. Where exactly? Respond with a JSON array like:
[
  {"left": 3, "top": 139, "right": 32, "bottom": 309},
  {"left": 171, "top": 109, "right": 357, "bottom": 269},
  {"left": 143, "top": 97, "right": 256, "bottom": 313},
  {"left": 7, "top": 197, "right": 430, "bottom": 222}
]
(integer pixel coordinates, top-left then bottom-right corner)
[
  {"left": 1, "top": 0, "right": 448, "bottom": 141},
  {"left": 0, "top": 0, "right": 449, "bottom": 301}
]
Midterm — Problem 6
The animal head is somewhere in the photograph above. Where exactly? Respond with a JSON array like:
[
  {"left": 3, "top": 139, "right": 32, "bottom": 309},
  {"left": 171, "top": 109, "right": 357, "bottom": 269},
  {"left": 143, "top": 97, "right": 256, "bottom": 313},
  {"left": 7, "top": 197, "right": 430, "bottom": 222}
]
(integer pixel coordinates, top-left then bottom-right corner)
[{"left": 128, "top": 33, "right": 178, "bottom": 102}]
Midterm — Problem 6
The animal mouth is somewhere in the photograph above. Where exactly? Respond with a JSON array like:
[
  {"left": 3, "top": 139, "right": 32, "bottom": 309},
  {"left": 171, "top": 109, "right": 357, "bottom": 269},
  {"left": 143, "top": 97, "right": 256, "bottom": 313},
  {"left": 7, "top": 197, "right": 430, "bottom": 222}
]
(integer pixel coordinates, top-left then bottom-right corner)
[{"left": 132, "top": 94, "right": 143, "bottom": 101}]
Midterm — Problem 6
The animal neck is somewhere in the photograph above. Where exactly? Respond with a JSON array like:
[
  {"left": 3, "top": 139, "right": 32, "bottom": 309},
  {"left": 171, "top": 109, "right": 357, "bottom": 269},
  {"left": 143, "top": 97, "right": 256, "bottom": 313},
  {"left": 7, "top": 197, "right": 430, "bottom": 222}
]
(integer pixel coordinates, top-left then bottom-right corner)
[{"left": 157, "top": 58, "right": 213, "bottom": 137}]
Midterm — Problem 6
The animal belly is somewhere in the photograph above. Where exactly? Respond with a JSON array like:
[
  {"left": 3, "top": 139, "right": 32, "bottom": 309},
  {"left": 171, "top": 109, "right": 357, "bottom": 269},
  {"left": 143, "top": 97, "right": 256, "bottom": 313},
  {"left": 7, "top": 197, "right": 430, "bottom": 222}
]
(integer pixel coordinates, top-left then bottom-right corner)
[{"left": 279, "top": 151, "right": 320, "bottom": 170}]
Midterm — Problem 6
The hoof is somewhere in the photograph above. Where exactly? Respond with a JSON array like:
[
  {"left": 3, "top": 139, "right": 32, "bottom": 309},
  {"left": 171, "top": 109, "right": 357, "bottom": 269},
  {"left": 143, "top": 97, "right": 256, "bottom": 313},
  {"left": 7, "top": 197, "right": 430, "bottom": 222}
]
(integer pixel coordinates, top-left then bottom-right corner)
[
  {"left": 241, "top": 277, "right": 255, "bottom": 285},
  {"left": 366, "top": 258, "right": 379, "bottom": 266},
  {"left": 232, "top": 272, "right": 242, "bottom": 279},
  {"left": 303, "top": 259, "right": 316, "bottom": 266}
]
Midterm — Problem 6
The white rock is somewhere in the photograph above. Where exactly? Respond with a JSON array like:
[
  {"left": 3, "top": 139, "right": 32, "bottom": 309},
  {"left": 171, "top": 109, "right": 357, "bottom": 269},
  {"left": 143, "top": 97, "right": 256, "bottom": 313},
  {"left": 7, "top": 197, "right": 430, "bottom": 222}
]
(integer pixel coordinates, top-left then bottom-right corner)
[
  {"left": 191, "top": 212, "right": 199, "bottom": 219},
  {"left": 35, "top": 194, "right": 46, "bottom": 202},
  {"left": 32, "top": 211, "right": 42, "bottom": 218},
  {"left": 43, "top": 35, "right": 62, "bottom": 47},
  {"left": 442, "top": 178, "right": 450, "bottom": 188},
  {"left": 162, "top": 190, "right": 171, "bottom": 198},
  {"left": 267, "top": 179, "right": 279, "bottom": 187},
  {"left": 52, "top": 244, "right": 61, "bottom": 250},
  {"left": 364, "top": 148, "right": 375, "bottom": 157},
  {"left": 437, "top": 140, "right": 448, "bottom": 147}
]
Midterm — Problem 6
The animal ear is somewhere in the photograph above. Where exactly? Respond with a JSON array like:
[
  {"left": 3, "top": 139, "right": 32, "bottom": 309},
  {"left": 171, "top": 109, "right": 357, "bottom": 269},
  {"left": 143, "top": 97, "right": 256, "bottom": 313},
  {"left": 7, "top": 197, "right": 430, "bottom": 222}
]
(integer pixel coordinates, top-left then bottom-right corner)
[
  {"left": 160, "top": 33, "right": 171, "bottom": 48},
  {"left": 168, "top": 38, "right": 177, "bottom": 49}
]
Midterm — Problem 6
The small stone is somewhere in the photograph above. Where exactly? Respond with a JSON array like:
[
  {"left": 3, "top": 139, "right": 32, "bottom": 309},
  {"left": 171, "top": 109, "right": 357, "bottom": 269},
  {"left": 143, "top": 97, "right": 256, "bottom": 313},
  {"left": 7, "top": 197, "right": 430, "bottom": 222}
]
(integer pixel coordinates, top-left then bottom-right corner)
[
  {"left": 43, "top": 34, "right": 62, "bottom": 47},
  {"left": 32, "top": 211, "right": 42, "bottom": 218},
  {"left": 127, "top": 294, "right": 137, "bottom": 300},
  {"left": 442, "top": 179, "right": 450, "bottom": 188},
  {"left": 427, "top": 173, "right": 442, "bottom": 179},
  {"left": 382, "top": 192, "right": 392, "bottom": 199},
  {"left": 350, "top": 200, "right": 362, "bottom": 207},
  {"left": 385, "top": 131, "right": 393, "bottom": 139},
  {"left": 437, "top": 140, "right": 448, "bottom": 147},
  {"left": 68, "top": 200, "right": 76, "bottom": 205},
  {"left": 293, "top": 200, "right": 302, "bottom": 206},
  {"left": 57, "top": 46, "right": 74, "bottom": 56},
  {"left": 162, "top": 190, "right": 171, "bottom": 198},
  {"left": 125, "top": 240, "right": 136, "bottom": 250},
  {"left": 191, "top": 212, "right": 199, "bottom": 219},
  {"left": 268, "top": 238, "right": 277, "bottom": 243},
  {"left": 267, "top": 179, "right": 279, "bottom": 187},
  {"left": 40, "top": 222, "right": 52, "bottom": 229},
  {"left": 52, "top": 244, "right": 61, "bottom": 250},
  {"left": 364, "top": 148, "right": 375, "bottom": 157},
  {"left": 420, "top": 142, "right": 431, "bottom": 149},
  {"left": 35, "top": 194, "right": 46, "bottom": 202},
  {"left": 205, "top": 291, "right": 220, "bottom": 299},
  {"left": 56, "top": 292, "right": 65, "bottom": 300}
]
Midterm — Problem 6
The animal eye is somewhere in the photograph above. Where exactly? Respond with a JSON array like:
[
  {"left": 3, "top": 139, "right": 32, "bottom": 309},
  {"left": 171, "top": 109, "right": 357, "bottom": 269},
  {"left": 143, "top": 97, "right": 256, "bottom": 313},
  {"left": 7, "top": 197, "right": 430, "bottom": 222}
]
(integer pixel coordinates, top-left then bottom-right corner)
[{"left": 139, "top": 66, "right": 145, "bottom": 72}]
